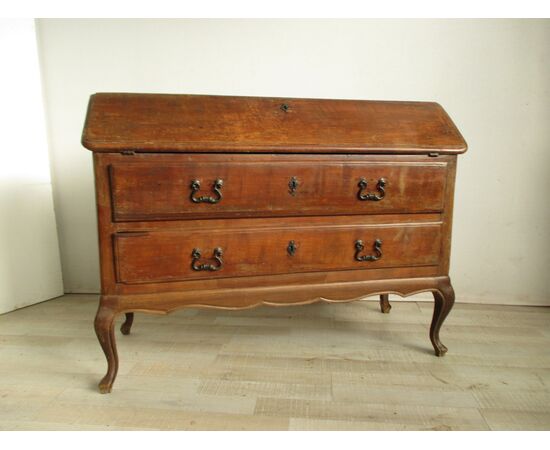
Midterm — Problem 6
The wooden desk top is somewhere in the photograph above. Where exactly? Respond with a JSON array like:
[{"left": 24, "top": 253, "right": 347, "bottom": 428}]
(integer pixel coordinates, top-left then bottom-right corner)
[{"left": 82, "top": 93, "right": 467, "bottom": 155}]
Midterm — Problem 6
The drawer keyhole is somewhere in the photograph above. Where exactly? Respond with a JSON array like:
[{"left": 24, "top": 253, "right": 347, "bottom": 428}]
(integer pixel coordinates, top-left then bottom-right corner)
[
  {"left": 288, "top": 177, "right": 299, "bottom": 196},
  {"left": 287, "top": 240, "right": 298, "bottom": 256}
]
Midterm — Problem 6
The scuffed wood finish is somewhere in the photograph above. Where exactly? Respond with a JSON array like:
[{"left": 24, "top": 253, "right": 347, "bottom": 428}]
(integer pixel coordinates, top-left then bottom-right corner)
[
  {"left": 109, "top": 155, "right": 448, "bottom": 221},
  {"left": 82, "top": 93, "right": 467, "bottom": 154},
  {"left": 83, "top": 93, "right": 467, "bottom": 393}
]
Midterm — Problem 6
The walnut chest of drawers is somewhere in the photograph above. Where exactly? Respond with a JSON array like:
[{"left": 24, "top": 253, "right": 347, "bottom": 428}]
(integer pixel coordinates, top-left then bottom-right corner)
[{"left": 82, "top": 93, "right": 467, "bottom": 393}]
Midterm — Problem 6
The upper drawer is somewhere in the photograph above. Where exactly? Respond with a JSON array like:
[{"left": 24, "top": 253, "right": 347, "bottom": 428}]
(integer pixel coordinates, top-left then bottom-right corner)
[{"left": 109, "top": 158, "right": 448, "bottom": 221}]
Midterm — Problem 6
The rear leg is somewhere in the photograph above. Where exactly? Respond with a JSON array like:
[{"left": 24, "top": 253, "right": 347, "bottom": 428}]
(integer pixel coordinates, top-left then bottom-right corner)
[
  {"left": 120, "top": 312, "right": 134, "bottom": 335},
  {"left": 379, "top": 294, "right": 391, "bottom": 314}
]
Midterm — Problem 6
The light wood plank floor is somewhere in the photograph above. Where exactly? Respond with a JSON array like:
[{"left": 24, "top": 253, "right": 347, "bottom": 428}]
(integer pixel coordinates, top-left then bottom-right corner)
[{"left": 1, "top": 294, "right": 549, "bottom": 430}]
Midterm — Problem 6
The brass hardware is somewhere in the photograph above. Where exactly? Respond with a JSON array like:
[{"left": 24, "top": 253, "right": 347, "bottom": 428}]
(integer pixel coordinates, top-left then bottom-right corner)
[
  {"left": 358, "top": 178, "right": 386, "bottom": 201},
  {"left": 428, "top": 152, "right": 440, "bottom": 157},
  {"left": 288, "top": 177, "right": 299, "bottom": 196},
  {"left": 287, "top": 240, "right": 297, "bottom": 256},
  {"left": 191, "top": 247, "right": 224, "bottom": 271},
  {"left": 121, "top": 150, "right": 135, "bottom": 155},
  {"left": 354, "top": 239, "right": 383, "bottom": 262},
  {"left": 190, "top": 179, "right": 224, "bottom": 204},
  {"left": 280, "top": 103, "right": 290, "bottom": 112}
]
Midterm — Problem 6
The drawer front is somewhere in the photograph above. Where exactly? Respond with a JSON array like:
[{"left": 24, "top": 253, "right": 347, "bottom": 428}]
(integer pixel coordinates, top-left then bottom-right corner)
[
  {"left": 113, "top": 221, "right": 442, "bottom": 284},
  {"left": 109, "top": 159, "right": 447, "bottom": 221}
]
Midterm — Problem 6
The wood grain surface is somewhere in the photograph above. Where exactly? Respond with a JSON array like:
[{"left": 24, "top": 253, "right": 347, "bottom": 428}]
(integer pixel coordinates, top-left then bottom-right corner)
[
  {"left": 82, "top": 93, "right": 467, "bottom": 154},
  {"left": 109, "top": 154, "right": 448, "bottom": 221},
  {"left": 113, "top": 221, "right": 442, "bottom": 284}
]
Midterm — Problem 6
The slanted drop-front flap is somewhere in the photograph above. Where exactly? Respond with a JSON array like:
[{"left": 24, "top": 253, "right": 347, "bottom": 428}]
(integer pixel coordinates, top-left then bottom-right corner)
[{"left": 82, "top": 93, "right": 467, "bottom": 155}]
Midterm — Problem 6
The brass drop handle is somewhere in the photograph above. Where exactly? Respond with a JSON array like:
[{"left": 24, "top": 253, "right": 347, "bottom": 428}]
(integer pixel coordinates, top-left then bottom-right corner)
[
  {"left": 354, "top": 239, "right": 383, "bottom": 262},
  {"left": 190, "top": 179, "right": 223, "bottom": 204},
  {"left": 358, "top": 178, "right": 386, "bottom": 201},
  {"left": 191, "top": 247, "right": 224, "bottom": 271}
]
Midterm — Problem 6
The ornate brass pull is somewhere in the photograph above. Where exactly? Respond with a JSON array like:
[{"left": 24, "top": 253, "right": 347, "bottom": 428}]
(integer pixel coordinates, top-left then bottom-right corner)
[
  {"left": 191, "top": 247, "right": 224, "bottom": 271},
  {"left": 354, "top": 239, "right": 383, "bottom": 262},
  {"left": 190, "top": 179, "right": 223, "bottom": 204},
  {"left": 358, "top": 178, "right": 386, "bottom": 201}
]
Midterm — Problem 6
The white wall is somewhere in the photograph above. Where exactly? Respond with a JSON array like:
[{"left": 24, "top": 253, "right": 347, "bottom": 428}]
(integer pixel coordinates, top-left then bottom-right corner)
[
  {"left": 36, "top": 19, "right": 550, "bottom": 305},
  {"left": 0, "top": 19, "right": 64, "bottom": 314}
]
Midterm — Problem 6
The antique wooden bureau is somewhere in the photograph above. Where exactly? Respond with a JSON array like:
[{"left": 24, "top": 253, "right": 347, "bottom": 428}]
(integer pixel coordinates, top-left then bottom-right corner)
[{"left": 82, "top": 93, "right": 467, "bottom": 393}]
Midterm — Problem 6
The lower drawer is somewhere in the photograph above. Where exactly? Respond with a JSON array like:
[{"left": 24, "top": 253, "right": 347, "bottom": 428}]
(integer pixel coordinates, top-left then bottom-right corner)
[{"left": 113, "top": 221, "right": 442, "bottom": 284}]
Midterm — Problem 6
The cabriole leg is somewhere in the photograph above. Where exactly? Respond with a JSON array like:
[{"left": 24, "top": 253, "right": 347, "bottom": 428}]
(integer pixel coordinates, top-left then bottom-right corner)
[
  {"left": 430, "top": 280, "right": 455, "bottom": 357},
  {"left": 379, "top": 294, "right": 391, "bottom": 313},
  {"left": 120, "top": 312, "right": 134, "bottom": 335},
  {"left": 94, "top": 300, "right": 119, "bottom": 393}
]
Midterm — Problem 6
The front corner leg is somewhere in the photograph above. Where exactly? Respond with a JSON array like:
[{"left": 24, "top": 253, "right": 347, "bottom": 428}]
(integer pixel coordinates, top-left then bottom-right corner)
[
  {"left": 120, "top": 312, "right": 134, "bottom": 335},
  {"left": 94, "top": 300, "right": 119, "bottom": 394},
  {"left": 379, "top": 294, "right": 391, "bottom": 313},
  {"left": 430, "top": 279, "right": 455, "bottom": 357}
]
